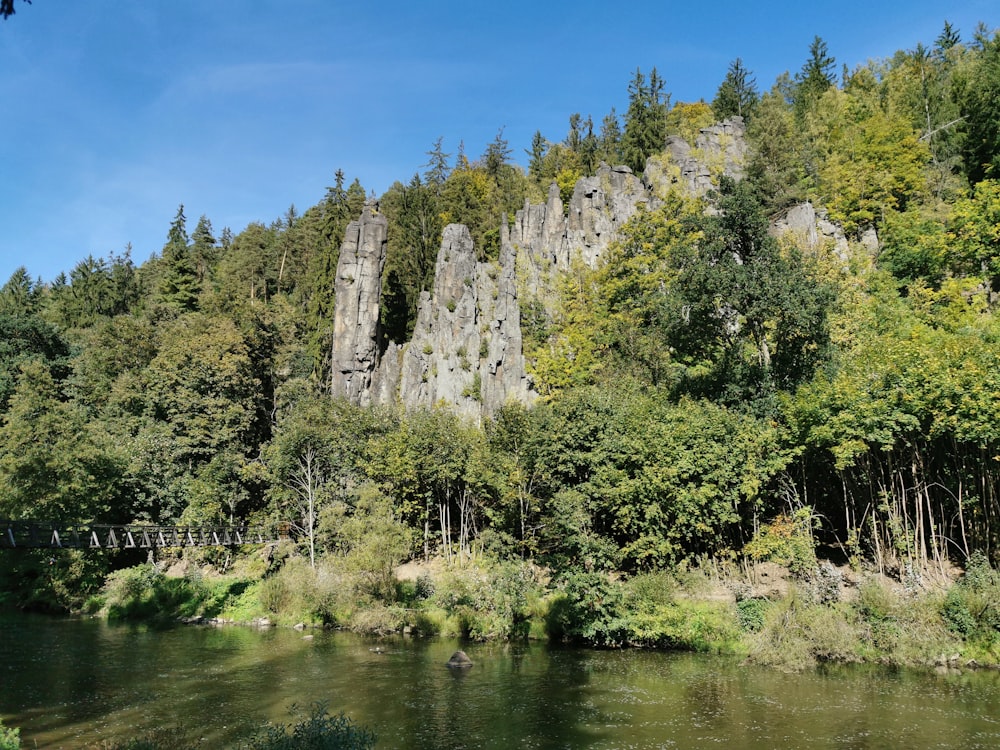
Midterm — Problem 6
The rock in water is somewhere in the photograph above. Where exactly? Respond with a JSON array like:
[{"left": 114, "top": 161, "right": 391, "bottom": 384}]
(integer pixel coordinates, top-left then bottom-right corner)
[{"left": 446, "top": 650, "right": 473, "bottom": 668}]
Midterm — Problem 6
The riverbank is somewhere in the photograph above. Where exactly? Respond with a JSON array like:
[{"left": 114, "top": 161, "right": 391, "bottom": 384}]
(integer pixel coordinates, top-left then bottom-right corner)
[{"left": 81, "top": 548, "right": 1000, "bottom": 673}]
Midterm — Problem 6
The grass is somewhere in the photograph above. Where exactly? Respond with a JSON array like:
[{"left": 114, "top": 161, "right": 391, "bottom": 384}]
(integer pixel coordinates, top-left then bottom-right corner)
[{"left": 87, "top": 551, "right": 1000, "bottom": 673}]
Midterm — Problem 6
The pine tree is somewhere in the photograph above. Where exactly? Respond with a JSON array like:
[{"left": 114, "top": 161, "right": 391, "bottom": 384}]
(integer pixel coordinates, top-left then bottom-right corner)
[
  {"left": 794, "top": 36, "right": 837, "bottom": 119},
  {"left": 712, "top": 58, "right": 759, "bottom": 121},
  {"left": 622, "top": 68, "right": 670, "bottom": 173},
  {"left": 599, "top": 108, "right": 623, "bottom": 165},
  {"left": 423, "top": 137, "right": 451, "bottom": 192},
  {"left": 158, "top": 205, "right": 199, "bottom": 311},
  {"left": 526, "top": 130, "right": 548, "bottom": 182},
  {"left": 190, "top": 215, "right": 217, "bottom": 283}
]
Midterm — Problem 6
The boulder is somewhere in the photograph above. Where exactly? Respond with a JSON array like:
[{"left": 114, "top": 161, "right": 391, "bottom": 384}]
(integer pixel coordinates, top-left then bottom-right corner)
[{"left": 446, "top": 650, "right": 473, "bottom": 668}]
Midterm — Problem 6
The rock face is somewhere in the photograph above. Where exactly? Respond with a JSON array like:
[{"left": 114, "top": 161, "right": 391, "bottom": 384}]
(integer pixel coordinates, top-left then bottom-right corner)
[
  {"left": 650, "top": 117, "right": 748, "bottom": 198},
  {"left": 771, "top": 201, "right": 854, "bottom": 260},
  {"left": 330, "top": 201, "right": 388, "bottom": 405},
  {"left": 329, "top": 118, "right": 849, "bottom": 422}
]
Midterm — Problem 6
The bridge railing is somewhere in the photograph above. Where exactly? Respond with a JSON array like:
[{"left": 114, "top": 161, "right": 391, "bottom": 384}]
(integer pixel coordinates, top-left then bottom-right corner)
[{"left": 0, "top": 520, "right": 277, "bottom": 550}]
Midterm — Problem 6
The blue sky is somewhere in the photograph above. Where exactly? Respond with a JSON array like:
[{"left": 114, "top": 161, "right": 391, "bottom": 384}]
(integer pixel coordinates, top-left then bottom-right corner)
[{"left": 0, "top": 0, "right": 995, "bottom": 284}]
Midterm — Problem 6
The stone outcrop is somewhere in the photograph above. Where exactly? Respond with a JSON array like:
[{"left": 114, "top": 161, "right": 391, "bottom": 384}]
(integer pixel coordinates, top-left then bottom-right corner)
[
  {"left": 329, "top": 200, "right": 387, "bottom": 405},
  {"left": 328, "top": 118, "right": 796, "bottom": 422},
  {"left": 649, "top": 116, "right": 748, "bottom": 198},
  {"left": 771, "top": 201, "right": 852, "bottom": 259}
]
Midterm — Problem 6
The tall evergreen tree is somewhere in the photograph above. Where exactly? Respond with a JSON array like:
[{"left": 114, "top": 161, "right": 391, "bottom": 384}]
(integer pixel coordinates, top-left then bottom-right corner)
[
  {"left": 622, "top": 68, "right": 670, "bottom": 173},
  {"left": 157, "top": 205, "right": 200, "bottom": 311},
  {"left": 526, "top": 130, "right": 548, "bottom": 182},
  {"left": 599, "top": 108, "right": 623, "bottom": 165},
  {"left": 712, "top": 58, "right": 759, "bottom": 121},
  {"left": 794, "top": 36, "right": 837, "bottom": 119},
  {"left": 190, "top": 215, "right": 217, "bottom": 284},
  {"left": 959, "top": 28, "right": 1000, "bottom": 184},
  {"left": 423, "top": 137, "right": 451, "bottom": 191}
]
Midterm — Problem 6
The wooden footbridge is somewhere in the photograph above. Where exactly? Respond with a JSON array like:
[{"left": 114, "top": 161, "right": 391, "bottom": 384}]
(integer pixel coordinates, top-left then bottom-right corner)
[{"left": 0, "top": 519, "right": 278, "bottom": 550}]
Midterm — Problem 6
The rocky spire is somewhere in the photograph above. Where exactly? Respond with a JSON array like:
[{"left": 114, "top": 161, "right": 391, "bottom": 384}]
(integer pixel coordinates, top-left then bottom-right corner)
[{"left": 329, "top": 202, "right": 388, "bottom": 404}]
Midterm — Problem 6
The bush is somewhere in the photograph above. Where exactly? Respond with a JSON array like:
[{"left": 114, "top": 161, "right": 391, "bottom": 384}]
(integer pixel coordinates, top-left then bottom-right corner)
[
  {"left": 743, "top": 508, "right": 817, "bottom": 577},
  {"left": 420, "top": 561, "right": 543, "bottom": 640},
  {"left": 749, "top": 590, "right": 858, "bottom": 669},
  {"left": 736, "top": 598, "right": 768, "bottom": 633},
  {"left": 855, "top": 578, "right": 901, "bottom": 653},
  {"left": 627, "top": 600, "right": 743, "bottom": 653},
  {"left": 547, "top": 571, "right": 627, "bottom": 646},
  {"left": 240, "top": 703, "right": 375, "bottom": 750},
  {"left": 942, "top": 551, "right": 1000, "bottom": 644},
  {"left": 101, "top": 564, "right": 254, "bottom": 623},
  {"left": 0, "top": 718, "right": 19, "bottom": 750}
]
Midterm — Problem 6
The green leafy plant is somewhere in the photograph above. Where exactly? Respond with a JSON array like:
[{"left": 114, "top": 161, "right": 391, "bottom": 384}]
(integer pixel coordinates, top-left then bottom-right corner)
[
  {"left": 240, "top": 703, "right": 375, "bottom": 750},
  {"left": 0, "top": 718, "right": 19, "bottom": 750}
]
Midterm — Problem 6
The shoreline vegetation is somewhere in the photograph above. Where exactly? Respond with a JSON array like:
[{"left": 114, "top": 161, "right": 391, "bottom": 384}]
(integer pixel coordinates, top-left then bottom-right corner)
[{"left": 81, "top": 543, "right": 999, "bottom": 674}]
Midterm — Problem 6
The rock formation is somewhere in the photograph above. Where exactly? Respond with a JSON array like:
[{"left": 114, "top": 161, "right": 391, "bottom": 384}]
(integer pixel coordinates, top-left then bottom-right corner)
[
  {"left": 329, "top": 200, "right": 387, "bottom": 405},
  {"left": 328, "top": 117, "right": 869, "bottom": 421},
  {"left": 649, "top": 116, "right": 748, "bottom": 198}
]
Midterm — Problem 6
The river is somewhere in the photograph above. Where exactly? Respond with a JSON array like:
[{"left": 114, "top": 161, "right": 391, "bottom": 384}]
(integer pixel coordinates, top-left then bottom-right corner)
[{"left": 1, "top": 613, "right": 999, "bottom": 748}]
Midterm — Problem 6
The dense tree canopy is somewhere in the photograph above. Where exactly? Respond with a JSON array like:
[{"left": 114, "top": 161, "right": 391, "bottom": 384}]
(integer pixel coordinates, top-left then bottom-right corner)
[{"left": 4, "top": 20, "right": 1000, "bottom": 616}]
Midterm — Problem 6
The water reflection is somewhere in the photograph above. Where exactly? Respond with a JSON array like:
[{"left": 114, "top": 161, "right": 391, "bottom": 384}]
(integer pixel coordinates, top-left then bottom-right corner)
[{"left": 1, "top": 614, "right": 999, "bottom": 749}]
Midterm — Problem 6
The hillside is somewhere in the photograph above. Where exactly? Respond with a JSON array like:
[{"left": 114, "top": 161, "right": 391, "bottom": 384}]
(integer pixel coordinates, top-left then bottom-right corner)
[{"left": 2, "top": 23, "right": 1000, "bottom": 662}]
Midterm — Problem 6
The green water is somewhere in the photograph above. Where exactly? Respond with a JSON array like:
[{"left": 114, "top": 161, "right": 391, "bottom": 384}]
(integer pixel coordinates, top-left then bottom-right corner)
[{"left": 1, "top": 613, "right": 999, "bottom": 749}]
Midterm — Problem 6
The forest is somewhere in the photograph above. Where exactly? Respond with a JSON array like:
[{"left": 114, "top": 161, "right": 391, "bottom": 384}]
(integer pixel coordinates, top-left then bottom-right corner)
[{"left": 2, "top": 21, "right": 1000, "bottom": 665}]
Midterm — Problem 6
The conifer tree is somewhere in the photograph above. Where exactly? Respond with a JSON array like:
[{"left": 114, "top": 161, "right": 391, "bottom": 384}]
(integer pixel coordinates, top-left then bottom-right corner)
[
  {"left": 526, "top": 130, "right": 548, "bottom": 182},
  {"left": 794, "top": 37, "right": 836, "bottom": 119},
  {"left": 158, "top": 205, "right": 200, "bottom": 311},
  {"left": 622, "top": 68, "right": 670, "bottom": 173},
  {"left": 959, "top": 28, "right": 1000, "bottom": 184},
  {"left": 423, "top": 137, "right": 451, "bottom": 192},
  {"left": 712, "top": 58, "right": 759, "bottom": 121},
  {"left": 599, "top": 108, "right": 623, "bottom": 165}
]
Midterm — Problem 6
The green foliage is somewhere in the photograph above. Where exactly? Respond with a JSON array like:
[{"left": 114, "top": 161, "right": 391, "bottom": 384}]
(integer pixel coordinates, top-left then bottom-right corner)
[
  {"left": 424, "top": 560, "right": 541, "bottom": 639},
  {"left": 0, "top": 312, "right": 69, "bottom": 412},
  {"left": 0, "top": 718, "right": 19, "bottom": 750},
  {"left": 794, "top": 36, "right": 837, "bottom": 120},
  {"left": 240, "top": 703, "right": 375, "bottom": 750},
  {"left": 622, "top": 67, "right": 670, "bottom": 173},
  {"left": 744, "top": 508, "right": 818, "bottom": 576},
  {"left": 942, "top": 552, "right": 1000, "bottom": 645},
  {"left": 712, "top": 58, "right": 759, "bottom": 121},
  {"left": 958, "top": 29, "right": 1000, "bottom": 184},
  {"left": 322, "top": 485, "right": 415, "bottom": 603},
  {"left": 735, "top": 597, "right": 768, "bottom": 633},
  {"left": 547, "top": 570, "right": 627, "bottom": 646},
  {"left": 950, "top": 178, "right": 1000, "bottom": 286},
  {"left": 749, "top": 591, "right": 858, "bottom": 669},
  {"left": 810, "top": 87, "right": 930, "bottom": 234},
  {"left": 0, "top": 359, "right": 125, "bottom": 523},
  {"left": 157, "top": 205, "right": 200, "bottom": 311},
  {"left": 100, "top": 564, "right": 254, "bottom": 623}
]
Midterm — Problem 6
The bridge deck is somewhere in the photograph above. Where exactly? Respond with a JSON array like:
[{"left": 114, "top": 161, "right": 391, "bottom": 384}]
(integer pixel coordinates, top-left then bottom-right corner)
[{"left": 0, "top": 520, "right": 275, "bottom": 550}]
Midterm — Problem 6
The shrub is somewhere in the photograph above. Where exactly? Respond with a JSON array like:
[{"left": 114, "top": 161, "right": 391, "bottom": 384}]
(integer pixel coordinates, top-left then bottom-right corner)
[
  {"left": 743, "top": 508, "right": 817, "bottom": 577},
  {"left": 749, "top": 590, "right": 858, "bottom": 669},
  {"left": 0, "top": 718, "right": 19, "bottom": 750},
  {"left": 428, "top": 561, "right": 540, "bottom": 640},
  {"left": 547, "top": 570, "right": 627, "bottom": 646},
  {"left": 942, "top": 551, "right": 1000, "bottom": 644},
  {"left": 627, "top": 600, "right": 743, "bottom": 653},
  {"left": 240, "top": 703, "right": 375, "bottom": 750},
  {"left": 736, "top": 598, "right": 768, "bottom": 633}
]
